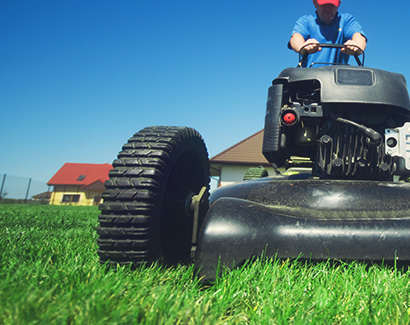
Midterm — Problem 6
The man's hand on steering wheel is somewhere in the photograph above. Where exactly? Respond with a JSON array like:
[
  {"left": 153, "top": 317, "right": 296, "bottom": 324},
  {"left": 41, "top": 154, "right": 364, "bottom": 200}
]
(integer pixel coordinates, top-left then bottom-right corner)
[
  {"left": 300, "top": 39, "right": 322, "bottom": 54},
  {"left": 342, "top": 40, "right": 364, "bottom": 56}
]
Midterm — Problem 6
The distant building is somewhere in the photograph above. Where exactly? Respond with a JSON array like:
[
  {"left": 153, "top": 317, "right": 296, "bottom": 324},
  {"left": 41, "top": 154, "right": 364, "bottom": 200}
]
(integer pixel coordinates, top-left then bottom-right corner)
[
  {"left": 47, "top": 163, "right": 112, "bottom": 206},
  {"left": 32, "top": 191, "right": 52, "bottom": 202},
  {"left": 210, "top": 130, "right": 275, "bottom": 187}
]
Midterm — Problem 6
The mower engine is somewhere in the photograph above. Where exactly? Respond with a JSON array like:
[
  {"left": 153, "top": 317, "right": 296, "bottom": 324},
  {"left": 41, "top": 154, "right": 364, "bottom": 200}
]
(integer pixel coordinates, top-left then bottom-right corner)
[{"left": 262, "top": 66, "right": 410, "bottom": 180}]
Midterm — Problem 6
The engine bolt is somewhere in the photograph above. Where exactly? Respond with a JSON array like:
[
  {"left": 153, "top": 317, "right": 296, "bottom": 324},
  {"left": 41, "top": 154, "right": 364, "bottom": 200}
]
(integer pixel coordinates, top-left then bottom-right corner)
[
  {"left": 386, "top": 137, "right": 398, "bottom": 148},
  {"left": 320, "top": 135, "right": 332, "bottom": 145}
]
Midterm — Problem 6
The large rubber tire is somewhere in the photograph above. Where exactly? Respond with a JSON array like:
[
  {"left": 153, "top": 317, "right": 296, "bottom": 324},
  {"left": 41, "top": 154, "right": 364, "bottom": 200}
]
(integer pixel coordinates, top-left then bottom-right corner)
[{"left": 97, "top": 126, "right": 210, "bottom": 266}]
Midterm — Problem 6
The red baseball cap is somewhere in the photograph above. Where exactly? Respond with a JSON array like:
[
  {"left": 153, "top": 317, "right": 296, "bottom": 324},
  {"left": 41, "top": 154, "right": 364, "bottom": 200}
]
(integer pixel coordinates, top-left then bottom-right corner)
[{"left": 316, "top": 0, "right": 340, "bottom": 5}]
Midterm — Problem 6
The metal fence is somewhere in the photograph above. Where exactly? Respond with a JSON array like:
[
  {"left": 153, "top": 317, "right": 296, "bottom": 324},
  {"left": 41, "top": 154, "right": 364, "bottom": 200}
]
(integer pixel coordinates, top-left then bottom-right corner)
[{"left": 0, "top": 173, "right": 52, "bottom": 203}]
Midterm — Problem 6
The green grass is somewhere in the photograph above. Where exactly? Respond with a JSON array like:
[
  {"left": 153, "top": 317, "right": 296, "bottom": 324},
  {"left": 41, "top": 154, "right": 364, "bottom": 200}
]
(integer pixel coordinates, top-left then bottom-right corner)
[{"left": 1, "top": 204, "right": 410, "bottom": 324}]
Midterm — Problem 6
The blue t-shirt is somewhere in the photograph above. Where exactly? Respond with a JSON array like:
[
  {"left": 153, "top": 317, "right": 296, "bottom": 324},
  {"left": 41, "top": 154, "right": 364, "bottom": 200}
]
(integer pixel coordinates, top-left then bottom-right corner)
[{"left": 289, "top": 12, "right": 366, "bottom": 67}]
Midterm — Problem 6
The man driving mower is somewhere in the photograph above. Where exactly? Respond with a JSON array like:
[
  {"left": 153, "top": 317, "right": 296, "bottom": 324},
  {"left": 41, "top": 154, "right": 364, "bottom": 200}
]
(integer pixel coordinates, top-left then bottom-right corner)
[{"left": 288, "top": 0, "right": 367, "bottom": 67}]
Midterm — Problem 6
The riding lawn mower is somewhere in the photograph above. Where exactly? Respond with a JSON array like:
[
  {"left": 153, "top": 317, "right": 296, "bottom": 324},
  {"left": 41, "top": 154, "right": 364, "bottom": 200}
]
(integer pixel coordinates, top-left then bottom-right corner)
[{"left": 97, "top": 44, "right": 410, "bottom": 281}]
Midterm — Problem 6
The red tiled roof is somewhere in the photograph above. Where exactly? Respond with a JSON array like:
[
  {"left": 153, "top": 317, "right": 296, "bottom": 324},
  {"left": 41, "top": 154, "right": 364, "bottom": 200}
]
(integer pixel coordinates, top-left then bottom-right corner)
[
  {"left": 47, "top": 163, "right": 113, "bottom": 188},
  {"left": 210, "top": 130, "right": 269, "bottom": 166}
]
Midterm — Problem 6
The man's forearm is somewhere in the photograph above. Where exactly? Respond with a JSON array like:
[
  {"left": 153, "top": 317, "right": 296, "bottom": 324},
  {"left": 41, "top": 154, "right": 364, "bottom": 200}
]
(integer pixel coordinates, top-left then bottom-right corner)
[{"left": 289, "top": 33, "right": 307, "bottom": 53}]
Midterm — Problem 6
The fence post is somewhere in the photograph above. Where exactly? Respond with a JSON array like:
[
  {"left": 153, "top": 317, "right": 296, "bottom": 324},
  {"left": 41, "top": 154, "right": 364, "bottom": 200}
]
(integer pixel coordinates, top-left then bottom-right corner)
[
  {"left": 0, "top": 174, "right": 6, "bottom": 200},
  {"left": 24, "top": 178, "right": 32, "bottom": 204}
]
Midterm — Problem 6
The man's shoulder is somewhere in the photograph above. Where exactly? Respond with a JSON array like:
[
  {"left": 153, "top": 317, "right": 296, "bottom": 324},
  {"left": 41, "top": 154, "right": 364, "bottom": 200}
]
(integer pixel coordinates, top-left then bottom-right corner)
[
  {"left": 295, "top": 14, "right": 316, "bottom": 24},
  {"left": 338, "top": 12, "right": 357, "bottom": 22},
  {"left": 338, "top": 12, "right": 366, "bottom": 38},
  {"left": 292, "top": 14, "right": 317, "bottom": 36},
  {"left": 293, "top": 14, "right": 318, "bottom": 31}
]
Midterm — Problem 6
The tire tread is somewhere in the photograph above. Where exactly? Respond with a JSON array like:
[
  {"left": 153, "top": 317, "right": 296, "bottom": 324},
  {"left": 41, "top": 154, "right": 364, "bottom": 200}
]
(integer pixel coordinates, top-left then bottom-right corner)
[{"left": 97, "top": 126, "right": 209, "bottom": 265}]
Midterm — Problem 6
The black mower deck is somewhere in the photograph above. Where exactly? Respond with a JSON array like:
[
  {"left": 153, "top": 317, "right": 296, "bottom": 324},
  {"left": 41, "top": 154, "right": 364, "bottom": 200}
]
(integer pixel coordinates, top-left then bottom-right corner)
[{"left": 195, "top": 178, "right": 410, "bottom": 280}]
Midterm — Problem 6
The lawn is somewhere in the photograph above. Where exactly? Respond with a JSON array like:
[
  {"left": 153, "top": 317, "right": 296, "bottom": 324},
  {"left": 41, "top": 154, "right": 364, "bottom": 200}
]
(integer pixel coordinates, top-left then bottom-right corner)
[{"left": 1, "top": 204, "right": 410, "bottom": 324}]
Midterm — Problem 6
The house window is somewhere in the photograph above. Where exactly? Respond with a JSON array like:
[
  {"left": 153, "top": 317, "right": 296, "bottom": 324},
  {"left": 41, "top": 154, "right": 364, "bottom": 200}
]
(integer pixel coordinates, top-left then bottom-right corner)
[
  {"left": 77, "top": 175, "right": 86, "bottom": 181},
  {"left": 62, "top": 194, "right": 80, "bottom": 203}
]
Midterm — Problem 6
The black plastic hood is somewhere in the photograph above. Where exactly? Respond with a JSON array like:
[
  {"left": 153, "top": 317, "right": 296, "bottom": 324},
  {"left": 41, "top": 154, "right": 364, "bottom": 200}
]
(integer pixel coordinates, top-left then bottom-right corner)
[{"left": 275, "top": 66, "right": 410, "bottom": 111}]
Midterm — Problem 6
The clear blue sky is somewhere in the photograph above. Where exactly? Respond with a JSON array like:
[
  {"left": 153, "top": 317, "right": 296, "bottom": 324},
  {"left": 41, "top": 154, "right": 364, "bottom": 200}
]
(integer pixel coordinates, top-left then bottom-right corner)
[{"left": 1, "top": 0, "right": 410, "bottom": 185}]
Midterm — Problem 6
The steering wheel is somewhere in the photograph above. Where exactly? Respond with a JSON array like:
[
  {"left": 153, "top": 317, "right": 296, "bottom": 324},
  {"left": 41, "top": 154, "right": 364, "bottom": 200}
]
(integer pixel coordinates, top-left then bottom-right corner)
[{"left": 298, "top": 43, "right": 365, "bottom": 68}]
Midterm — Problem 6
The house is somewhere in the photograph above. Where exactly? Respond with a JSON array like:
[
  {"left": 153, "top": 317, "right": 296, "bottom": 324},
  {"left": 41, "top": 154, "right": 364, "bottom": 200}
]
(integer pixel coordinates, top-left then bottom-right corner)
[
  {"left": 210, "top": 130, "right": 276, "bottom": 187},
  {"left": 47, "top": 163, "right": 113, "bottom": 206},
  {"left": 32, "top": 191, "right": 52, "bottom": 202}
]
